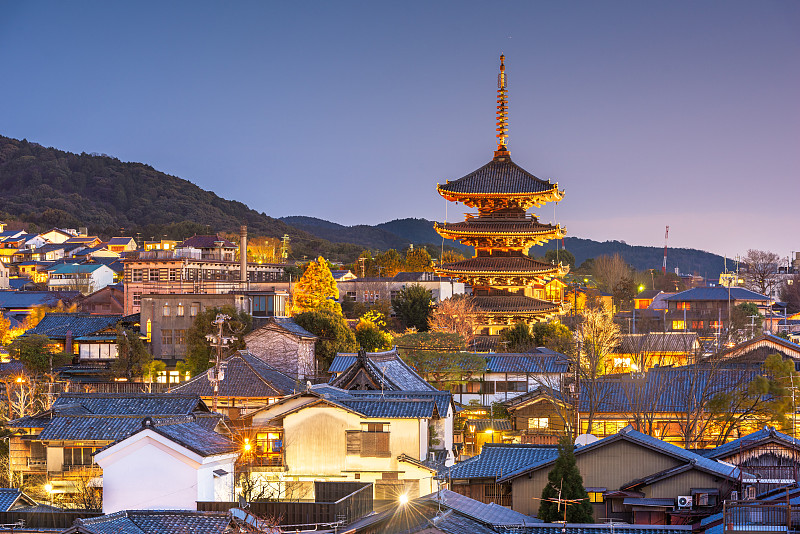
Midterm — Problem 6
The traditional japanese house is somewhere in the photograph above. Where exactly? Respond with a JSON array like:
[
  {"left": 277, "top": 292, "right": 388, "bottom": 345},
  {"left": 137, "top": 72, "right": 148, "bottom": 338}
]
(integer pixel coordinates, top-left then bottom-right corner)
[{"left": 434, "top": 56, "right": 568, "bottom": 336}]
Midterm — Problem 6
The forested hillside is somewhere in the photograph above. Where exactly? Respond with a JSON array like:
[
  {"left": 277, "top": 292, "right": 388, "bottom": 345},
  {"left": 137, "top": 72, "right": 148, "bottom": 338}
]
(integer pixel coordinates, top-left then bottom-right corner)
[{"left": 0, "top": 135, "right": 360, "bottom": 261}]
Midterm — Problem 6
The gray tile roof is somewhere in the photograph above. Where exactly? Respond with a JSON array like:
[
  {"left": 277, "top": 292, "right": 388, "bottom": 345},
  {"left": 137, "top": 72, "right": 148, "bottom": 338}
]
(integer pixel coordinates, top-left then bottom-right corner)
[
  {"left": 426, "top": 489, "right": 541, "bottom": 525},
  {"left": 309, "top": 385, "right": 453, "bottom": 419},
  {"left": 438, "top": 156, "right": 557, "bottom": 195},
  {"left": 330, "top": 348, "right": 436, "bottom": 391},
  {"left": 129, "top": 417, "right": 235, "bottom": 457},
  {"left": 75, "top": 510, "right": 232, "bottom": 534},
  {"left": 0, "top": 488, "right": 34, "bottom": 511},
  {"left": 444, "top": 444, "right": 558, "bottom": 480},
  {"left": 37, "top": 413, "right": 220, "bottom": 442},
  {"left": 486, "top": 354, "right": 569, "bottom": 374},
  {"left": 171, "top": 351, "right": 298, "bottom": 397},
  {"left": 0, "top": 290, "right": 80, "bottom": 309},
  {"left": 665, "top": 287, "right": 770, "bottom": 302},
  {"left": 499, "top": 426, "right": 741, "bottom": 483},
  {"left": 268, "top": 317, "right": 317, "bottom": 338},
  {"left": 24, "top": 313, "right": 125, "bottom": 339},
  {"left": 51, "top": 393, "right": 207, "bottom": 415},
  {"left": 706, "top": 426, "right": 799, "bottom": 460},
  {"left": 618, "top": 332, "right": 699, "bottom": 353},
  {"left": 179, "top": 235, "right": 235, "bottom": 249}
]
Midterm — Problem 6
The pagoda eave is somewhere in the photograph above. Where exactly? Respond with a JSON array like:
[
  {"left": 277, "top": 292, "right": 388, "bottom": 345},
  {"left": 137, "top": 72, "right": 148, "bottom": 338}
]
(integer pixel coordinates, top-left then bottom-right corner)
[{"left": 436, "top": 185, "right": 564, "bottom": 210}]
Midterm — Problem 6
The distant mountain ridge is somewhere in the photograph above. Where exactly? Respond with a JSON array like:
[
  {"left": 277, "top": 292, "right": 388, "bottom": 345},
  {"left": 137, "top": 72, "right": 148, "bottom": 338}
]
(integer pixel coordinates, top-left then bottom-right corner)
[{"left": 285, "top": 216, "right": 727, "bottom": 278}]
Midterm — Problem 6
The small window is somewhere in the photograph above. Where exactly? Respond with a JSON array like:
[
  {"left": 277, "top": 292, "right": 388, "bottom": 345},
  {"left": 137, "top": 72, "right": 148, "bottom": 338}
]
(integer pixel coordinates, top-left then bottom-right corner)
[
  {"left": 588, "top": 491, "right": 604, "bottom": 503},
  {"left": 176, "top": 303, "right": 184, "bottom": 317},
  {"left": 162, "top": 303, "right": 170, "bottom": 317},
  {"left": 672, "top": 320, "right": 685, "bottom": 330},
  {"left": 133, "top": 292, "right": 142, "bottom": 307},
  {"left": 190, "top": 303, "right": 200, "bottom": 317},
  {"left": 528, "top": 418, "right": 549, "bottom": 430},
  {"left": 161, "top": 329, "right": 173, "bottom": 346},
  {"left": 174, "top": 329, "right": 186, "bottom": 346}
]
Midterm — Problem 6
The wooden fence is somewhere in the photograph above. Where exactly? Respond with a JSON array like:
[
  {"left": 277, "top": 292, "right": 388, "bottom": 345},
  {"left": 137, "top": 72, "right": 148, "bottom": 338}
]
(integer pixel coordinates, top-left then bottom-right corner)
[{"left": 198, "top": 481, "right": 373, "bottom": 527}]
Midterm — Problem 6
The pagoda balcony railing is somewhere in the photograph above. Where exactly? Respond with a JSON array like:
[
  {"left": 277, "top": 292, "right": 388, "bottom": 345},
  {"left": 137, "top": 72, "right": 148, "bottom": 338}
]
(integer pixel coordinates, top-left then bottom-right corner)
[{"left": 464, "top": 213, "right": 536, "bottom": 221}]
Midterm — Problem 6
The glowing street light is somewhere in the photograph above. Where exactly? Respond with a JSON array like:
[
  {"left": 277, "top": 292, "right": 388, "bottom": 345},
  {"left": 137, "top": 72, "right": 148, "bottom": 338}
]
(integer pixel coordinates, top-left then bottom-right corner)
[
  {"left": 44, "top": 483, "right": 53, "bottom": 493},
  {"left": 243, "top": 438, "right": 252, "bottom": 452},
  {"left": 398, "top": 493, "right": 409, "bottom": 505}
]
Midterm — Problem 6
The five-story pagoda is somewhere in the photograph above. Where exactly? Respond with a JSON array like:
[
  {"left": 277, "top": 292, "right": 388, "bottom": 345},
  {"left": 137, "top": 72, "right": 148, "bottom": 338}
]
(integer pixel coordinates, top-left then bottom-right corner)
[{"left": 434, "top": 55, "right": 568, "bottom": 336}]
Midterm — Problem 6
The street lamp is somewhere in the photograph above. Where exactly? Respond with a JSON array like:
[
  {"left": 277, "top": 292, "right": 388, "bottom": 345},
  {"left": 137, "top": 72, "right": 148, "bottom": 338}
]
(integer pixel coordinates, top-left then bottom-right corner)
[{"left": 398, "top": 493, "right": 409, "bottom": 505}]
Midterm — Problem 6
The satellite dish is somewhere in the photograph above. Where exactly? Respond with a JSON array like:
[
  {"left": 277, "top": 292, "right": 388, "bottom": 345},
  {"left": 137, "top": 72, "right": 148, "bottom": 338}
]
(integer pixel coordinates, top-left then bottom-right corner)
[{"left": 574, "top": 434, "right": 599, "bottom": 447}]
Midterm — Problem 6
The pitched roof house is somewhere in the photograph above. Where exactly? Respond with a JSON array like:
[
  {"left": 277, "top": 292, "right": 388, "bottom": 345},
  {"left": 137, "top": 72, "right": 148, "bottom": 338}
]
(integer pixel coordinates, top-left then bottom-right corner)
[
  {"left": 94, "top": 416, "right": 238, "bottom": 513},
  {"left": 171, "top": 350, "right": 299, "bottom": 419},
  {"left": 6, "top": 393, "right": 215, "bottom": 495},
  {"left": 329, "top": 348, "right": 436, "bottom": 391},
  {"left": 244, "top": 317, "right": 317, "bottom": 380},
  {"left": 499, "top": 426, "right": 743, "bottom": 523}
]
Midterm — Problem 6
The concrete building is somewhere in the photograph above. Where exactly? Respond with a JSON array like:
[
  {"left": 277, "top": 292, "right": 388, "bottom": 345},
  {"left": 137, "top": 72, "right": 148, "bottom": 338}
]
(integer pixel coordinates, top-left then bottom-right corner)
[{"left": 47, "top": 264, "right": 115, "bottom": 295}]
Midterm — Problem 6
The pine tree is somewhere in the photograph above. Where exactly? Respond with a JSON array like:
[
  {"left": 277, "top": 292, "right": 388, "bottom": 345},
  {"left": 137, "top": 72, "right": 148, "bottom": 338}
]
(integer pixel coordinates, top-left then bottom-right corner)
[
  {"left": 291, "top": 256, "right": 341, "bottom": 315},
  {"left": 538, "top": 437, "right": 594, "bottom": 523}
]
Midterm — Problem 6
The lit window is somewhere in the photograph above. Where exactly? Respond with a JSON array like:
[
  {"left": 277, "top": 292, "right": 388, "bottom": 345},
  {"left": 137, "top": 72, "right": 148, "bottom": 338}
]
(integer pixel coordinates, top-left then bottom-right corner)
[
  {"left": 190, "top": 303, "right": 200, "bottom": 316},
  {"left": 528, "top": 418, "right": 549, "bottom": 430},
  {"left": 176, "top": 303, "right": 184, "bottom": 317},
  {"left": 162, "top": 303, "right": 170, "bottom": 317},
  {"left": 672, "top": 320, "right": 685, "bottom": 330},
  {"left": 161, "top": 329, "right": 173, "bottom": 345},
  {"left": 588, "top": 491, "right": 604, "bottom": 503}
]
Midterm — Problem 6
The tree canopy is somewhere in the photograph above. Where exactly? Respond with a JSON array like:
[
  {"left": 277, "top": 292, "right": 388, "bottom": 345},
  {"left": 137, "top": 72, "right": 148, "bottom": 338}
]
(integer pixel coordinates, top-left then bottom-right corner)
[
  {"left": 293, "top": 309, "right": 358, "bottom": 373},
  {"left": 112, "top": 327, "right": 152, "bottom": 381},
  {"left": 538, "top": 437, "right": 594, "bottom": 523},
  {"left": 392, "top": 283, "right": 433, "bottom": 331},
  {"left": 291, "top": 256, "right": 341, "bottom": 315},
  {"left": 185, "top": 306, "right": 252, "bottom": 376}
]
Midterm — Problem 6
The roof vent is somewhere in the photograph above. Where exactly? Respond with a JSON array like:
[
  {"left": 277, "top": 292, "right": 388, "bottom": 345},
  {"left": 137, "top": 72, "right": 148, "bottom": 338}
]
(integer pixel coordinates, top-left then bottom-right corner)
[{"left": 142, "top": 416, "right": 153, "bottom": 428}]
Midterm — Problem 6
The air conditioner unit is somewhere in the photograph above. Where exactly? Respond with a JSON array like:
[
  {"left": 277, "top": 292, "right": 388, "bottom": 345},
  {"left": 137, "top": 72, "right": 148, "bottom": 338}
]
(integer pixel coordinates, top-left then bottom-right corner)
[{"left": 677, "top": 496, "right": 693, "bottom": 509}]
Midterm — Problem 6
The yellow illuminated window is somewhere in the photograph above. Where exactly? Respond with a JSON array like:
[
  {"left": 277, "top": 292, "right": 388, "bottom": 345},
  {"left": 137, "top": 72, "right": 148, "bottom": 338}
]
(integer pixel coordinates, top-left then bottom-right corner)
[
  {"left": 672, "top": 321, "right": 685, "bottom": 330},
  {"left": 588, "top": 491, "right": 604, "bottom": 503}
]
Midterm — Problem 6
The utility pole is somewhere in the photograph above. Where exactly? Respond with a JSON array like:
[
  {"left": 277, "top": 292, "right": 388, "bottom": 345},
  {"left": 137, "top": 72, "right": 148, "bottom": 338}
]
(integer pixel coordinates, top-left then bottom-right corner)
[{"left": 205, "top": 313, "right": 233, "bottom": 412}]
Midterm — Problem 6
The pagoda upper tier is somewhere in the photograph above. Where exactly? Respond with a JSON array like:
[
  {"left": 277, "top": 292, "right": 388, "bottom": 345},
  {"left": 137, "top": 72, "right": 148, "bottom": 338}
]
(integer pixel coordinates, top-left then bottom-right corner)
[
  {"left": 434, "top": 213, "right": 565, "bottom": 253},
  {"left": 436, "top": 149, "right": 564, "bottom": 213}
]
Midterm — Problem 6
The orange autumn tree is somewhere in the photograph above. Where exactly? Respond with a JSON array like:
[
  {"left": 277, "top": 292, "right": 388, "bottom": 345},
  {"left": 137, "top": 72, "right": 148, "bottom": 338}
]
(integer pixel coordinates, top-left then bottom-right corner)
[{"left": 291, "top": 256, "right": 341, "bottom": 315}]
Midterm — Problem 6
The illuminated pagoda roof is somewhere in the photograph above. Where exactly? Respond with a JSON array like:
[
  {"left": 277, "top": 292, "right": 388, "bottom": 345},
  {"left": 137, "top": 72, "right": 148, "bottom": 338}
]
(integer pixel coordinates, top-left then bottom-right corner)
[
  {"left": 435, "top": 218, "right": 565, "bottom": 239},
  {"left": 437, "top": 255, "right": 561, "bottom": 275},
  {"left": 472, "top": 295, "right": 562, "bottom": 315}
]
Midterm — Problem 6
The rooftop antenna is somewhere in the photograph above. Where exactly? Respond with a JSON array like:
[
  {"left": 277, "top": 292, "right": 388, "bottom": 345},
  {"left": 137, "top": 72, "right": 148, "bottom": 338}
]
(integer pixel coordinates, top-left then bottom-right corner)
[
  {"left": 662, "top": 225, "right": 669, "bottom": 274},
  {"left": 494, "top": 54, "right": 510, "bottom": 159}
]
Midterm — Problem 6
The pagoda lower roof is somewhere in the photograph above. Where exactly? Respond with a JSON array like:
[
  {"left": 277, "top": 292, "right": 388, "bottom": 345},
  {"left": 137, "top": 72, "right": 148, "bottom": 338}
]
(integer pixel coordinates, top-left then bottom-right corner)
[
  {"left": 435, "top": 219, "right": 561, "bottom": 236},
  {"left": 438, "top": 154, "right": 560, "bottom": 197},
  {"left": 472, "top": 295, "right": 562, "bottom": 314},
  {"left": 438, "top": 256, "right": 558, "bottom": 275}
]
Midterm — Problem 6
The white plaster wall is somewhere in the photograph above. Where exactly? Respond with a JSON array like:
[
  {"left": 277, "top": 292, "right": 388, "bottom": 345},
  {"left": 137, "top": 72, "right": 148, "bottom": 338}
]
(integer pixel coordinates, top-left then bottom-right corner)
[{"left": 98, "top": 435, "right": 200, "bottom": 514}]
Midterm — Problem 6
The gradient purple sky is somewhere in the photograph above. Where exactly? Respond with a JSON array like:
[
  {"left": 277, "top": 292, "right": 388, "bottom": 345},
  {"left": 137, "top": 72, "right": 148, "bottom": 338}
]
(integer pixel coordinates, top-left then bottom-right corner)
[{"left": 1, "top": 2, "right": 798, "bottom": 258}]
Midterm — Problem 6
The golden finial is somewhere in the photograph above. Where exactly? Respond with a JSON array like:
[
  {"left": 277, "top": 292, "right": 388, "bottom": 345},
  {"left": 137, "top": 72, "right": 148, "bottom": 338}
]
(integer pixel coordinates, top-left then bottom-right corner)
[{"left": 495, "top": 54, "right": 509, "bottom": 157}]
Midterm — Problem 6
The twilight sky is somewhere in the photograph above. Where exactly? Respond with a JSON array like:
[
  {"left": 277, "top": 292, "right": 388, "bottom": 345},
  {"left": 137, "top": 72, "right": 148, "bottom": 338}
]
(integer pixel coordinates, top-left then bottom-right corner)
[{"left": 1, "top": 2, "right": 798, "bottom": 258}]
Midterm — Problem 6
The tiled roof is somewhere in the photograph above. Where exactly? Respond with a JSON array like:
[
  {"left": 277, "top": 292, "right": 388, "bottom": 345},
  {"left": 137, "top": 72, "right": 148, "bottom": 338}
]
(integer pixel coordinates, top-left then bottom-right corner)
[
  {"left": 706, "top": 426, "right": 799, "bottom": 460},
  {"left": 179, "top": 235, "right": 235, "bottom": 249},
  {"left": 328, "top": 355, "right": 357, "bottom": 373},
  {"left": 392, "top": 272, "right": 450, "bottom": 282},
  {"left": 268, "top": 317, "right": 317, "bottom": 339},
  {"left": 51, "top": 392, "right": 206, "bottom": 415},
  {"left": 578, "top": 366, "right": 759, "bottom": 413},
  {"left": 634, "top": 290, "right": 661, "bottom": 300},
  {"left": 427, "top": 489, "right": 541, "bottom": 525},
  {"left": 49, "top": 263, "right": 108, "bottom": 274},
  {"left": 0, "top": 290, "right": 80, "bottom": 309},
  {"left": 486, "top": 354, "right": 569, "bottom": 374},
  {"left": 444, "top": 444, "right": 558, "bottom": 480},
  {"left": 439, "top": 255, "right": 558, "bottom": 273},
  {"left": 37, "top": 413, "right": 210, "bottom": 441},
  {"left": 463, "top": 419, "right": 513, "bottom": 432},
  {"left": 172, "top": 351, "right": 298, "bottom": 397},
  {"left": 499, "top": 426, "right": 740, "bottom": 483},
  {"left": 23, "top": 313, "right": 123, "bottom": 339},
  {"left": 330, "top": 348, "right": 436, "bottom": 391},
  {"left": 309, "top": 385, "right": 452, "bottom": 419},
  {"left": 437, "top": 219, "right": 560, "bottom": 235},
  {"left": 107, "top": 237, "right": 135, "bottom": 245},
  {"left": 665, "top": 287, "right": 771, "bottom": 302},
  {"left": 618, "top": 332, "right": 699, "bottom": 353},
  {"left": 129, "top": 417, "right": 235, "bottom": 457},
  {"left": 438, "top": 157, "right": 558, "bottom": 195},
  {"left": 0, "top": 488, "right": 34, "bottom": 511},
  {"left": 472, "top": 295, "right": 561, "bottom": 313},
  {"left": 75, "top": 509, "right": 232, "bottom": 534}
]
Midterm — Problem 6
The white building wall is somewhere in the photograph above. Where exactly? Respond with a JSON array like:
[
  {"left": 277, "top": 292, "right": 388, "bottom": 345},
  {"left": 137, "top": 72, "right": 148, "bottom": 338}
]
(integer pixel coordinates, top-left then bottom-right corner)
[{"left": 95, "top": 432, "right": 237, "bottom": 514}]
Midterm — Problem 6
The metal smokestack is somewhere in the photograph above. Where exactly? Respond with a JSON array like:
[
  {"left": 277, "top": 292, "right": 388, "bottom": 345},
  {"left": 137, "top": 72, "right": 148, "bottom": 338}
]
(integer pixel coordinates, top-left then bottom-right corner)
[{"left": 240, "top": 225, "right": 247, "bottom": 283}]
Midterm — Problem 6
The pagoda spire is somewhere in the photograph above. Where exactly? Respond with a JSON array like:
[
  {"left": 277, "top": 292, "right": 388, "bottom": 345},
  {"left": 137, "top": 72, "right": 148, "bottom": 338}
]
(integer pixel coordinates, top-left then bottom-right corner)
[{"left": 495, "top": 54, "right": 509, "bottom": 157}]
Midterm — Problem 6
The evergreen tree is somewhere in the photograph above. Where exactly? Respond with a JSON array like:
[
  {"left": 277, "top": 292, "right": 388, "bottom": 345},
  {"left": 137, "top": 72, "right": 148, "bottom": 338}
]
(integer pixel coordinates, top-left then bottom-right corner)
[
  {"left": 538, "top": 437, "right": 593, "bottom": 523},
  {"left": 498, "top": 321, "right": 535, "bottom": 352},
  {"left": 291, "top": 256, "right": 341, "bottom": 315},
  {"left": 391, "top": 283, "right": 433, "bottom": 331},
  {"left": 112, "top": 327, "right": 152, "bottom": 381}
]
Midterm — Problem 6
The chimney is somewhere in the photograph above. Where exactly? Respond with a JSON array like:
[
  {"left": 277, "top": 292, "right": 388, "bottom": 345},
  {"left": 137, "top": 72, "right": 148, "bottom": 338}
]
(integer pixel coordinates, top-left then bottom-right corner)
[{"left": 240, "top": 225, "right": 247, "bottom": 283}]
